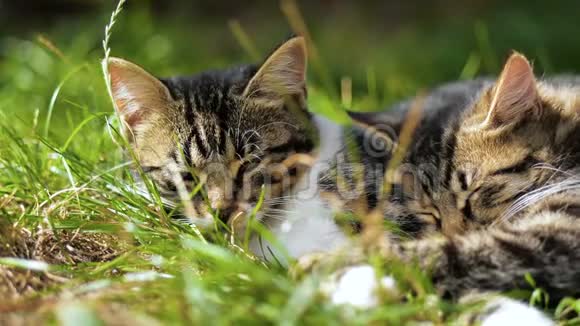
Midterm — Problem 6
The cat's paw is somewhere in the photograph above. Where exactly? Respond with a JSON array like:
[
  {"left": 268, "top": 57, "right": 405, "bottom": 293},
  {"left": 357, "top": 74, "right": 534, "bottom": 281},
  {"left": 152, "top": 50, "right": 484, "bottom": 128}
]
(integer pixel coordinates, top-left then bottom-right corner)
[
  {"left": 478, "top": 298, "right": 553, "bottom": 326},
  {"left": 320, "top": 265, "right": 397, "bottom": 309}
]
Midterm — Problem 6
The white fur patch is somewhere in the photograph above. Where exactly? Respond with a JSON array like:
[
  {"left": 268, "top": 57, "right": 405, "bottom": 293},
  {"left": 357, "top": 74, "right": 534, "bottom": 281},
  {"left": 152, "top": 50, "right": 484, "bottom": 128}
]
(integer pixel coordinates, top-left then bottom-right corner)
[
  {"left": 324, "top": 265, "right": 396, "bottom": 308},
  {"left": 260, "top": 195, "right": 348, "bottom": 260},
  {"left": 313, "top": 115, "right": 344, "bottom": 165},
  {"left": 481, "top": 298, "right": 553, "bottom": 326}
]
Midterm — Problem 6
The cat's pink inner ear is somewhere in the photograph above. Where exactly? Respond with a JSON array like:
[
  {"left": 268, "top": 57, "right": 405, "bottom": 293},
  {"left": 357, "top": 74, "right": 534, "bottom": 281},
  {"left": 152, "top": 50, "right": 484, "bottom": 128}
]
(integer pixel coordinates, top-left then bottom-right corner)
[
  {"left": 243, "top": 36, "right": 307, "bottom": 99},
  {"left": 107, "top": 58, "right": 171, "bottom": 133},
  {"left": 484, "top": 52, "right": 539, "bottom": 127}
]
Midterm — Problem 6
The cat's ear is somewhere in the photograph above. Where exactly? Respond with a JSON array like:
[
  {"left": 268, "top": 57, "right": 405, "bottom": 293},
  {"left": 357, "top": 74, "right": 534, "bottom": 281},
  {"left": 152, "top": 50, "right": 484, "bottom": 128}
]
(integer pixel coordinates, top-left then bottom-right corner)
[
  {"left": 106, "top": 57, "right": 172, "bottom": 138},
  {"left": 243, "top": 36, "right": 307, "bottom": 100},
  {"left": 482, "top": 52, "right": 540, "bottom": 128}
]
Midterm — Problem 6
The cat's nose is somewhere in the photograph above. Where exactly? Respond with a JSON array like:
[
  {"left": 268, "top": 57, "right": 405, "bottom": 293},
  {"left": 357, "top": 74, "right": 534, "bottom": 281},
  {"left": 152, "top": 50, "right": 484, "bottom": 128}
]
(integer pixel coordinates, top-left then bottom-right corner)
[{"left": 440, "top": 208, "right": 466, "bottom": 236}]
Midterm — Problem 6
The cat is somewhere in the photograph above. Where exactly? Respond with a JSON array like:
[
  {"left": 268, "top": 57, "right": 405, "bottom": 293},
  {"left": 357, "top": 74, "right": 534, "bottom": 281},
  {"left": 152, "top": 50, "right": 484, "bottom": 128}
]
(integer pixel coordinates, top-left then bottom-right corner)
[
  {"left": 307, "top": 53, "right": 580, "bottom": 324},
  {"left": 106, "top": 37, "right": 349, "bottom": 260},
  {"left": 325, "top": 52, "right": 580, "bottom": 296}
]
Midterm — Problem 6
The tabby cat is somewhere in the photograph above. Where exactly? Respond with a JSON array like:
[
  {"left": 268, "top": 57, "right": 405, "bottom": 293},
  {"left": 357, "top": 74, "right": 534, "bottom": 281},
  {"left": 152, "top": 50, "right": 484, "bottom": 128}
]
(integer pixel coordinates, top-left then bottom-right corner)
[
  {"left": 328, "top": 53, "right": 580, "bottom": 306},
  {"left": 107, "top": 37, "right": 348, "bottom": 259}
]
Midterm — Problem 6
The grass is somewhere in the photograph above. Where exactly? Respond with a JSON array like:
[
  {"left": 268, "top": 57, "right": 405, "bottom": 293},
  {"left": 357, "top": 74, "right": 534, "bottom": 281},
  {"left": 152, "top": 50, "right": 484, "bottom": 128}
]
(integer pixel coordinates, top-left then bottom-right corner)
[{"left": 2, "top": 1, "right": 580, "bottom": 324}]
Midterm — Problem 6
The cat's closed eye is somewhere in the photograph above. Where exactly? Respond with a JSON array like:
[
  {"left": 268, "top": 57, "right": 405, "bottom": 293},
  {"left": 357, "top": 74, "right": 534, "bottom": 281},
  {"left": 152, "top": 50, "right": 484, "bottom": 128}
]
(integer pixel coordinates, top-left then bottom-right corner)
[
  {"left": 491, "top": 156, "right": 539, "bottom": 175},
  {"left": 180, "top": 172, "right": 195, "bottom": 182}
]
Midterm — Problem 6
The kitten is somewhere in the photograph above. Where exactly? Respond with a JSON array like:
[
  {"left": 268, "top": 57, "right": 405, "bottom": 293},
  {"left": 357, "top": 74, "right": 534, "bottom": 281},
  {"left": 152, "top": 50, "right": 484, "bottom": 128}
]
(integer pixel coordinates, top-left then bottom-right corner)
[
  {"left": 106, "top": 37, "right": 348, "bottom": 260},
  {"left": 316, "top": 53, "right": 580, "bottom": 320}
]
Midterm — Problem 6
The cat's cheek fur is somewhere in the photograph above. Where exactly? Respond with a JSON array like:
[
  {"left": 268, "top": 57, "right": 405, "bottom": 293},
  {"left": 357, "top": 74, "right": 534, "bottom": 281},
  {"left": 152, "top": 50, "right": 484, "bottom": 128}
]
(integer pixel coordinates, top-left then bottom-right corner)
[
  {"left": 248, "top": 115, "right": 349, "bottom": 262},
  {"left": 326, "top": 265, "right": 552, "bottom": 326},
  {"left": 249, "top": 194, "right": 348, "bottom": 262}
]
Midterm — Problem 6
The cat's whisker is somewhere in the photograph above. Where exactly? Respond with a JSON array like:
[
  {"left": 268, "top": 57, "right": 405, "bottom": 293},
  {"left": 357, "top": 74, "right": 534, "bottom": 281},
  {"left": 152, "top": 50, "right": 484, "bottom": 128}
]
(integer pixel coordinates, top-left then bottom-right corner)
[
  {"left": 261, "top": 201, "right": 291, "bottom": 207},
  {"left": 501, "top": 176, "right": 580, "bottom": 222},
  {"left": 241, "top": 129, "right": 262, "bottom": 145},
  {"left": 242, "top": 142, "right": 264, "bottom": 158},
  {"left": 258, "top": 214, "right": 291, "bottom": 222},
  {"left": 533, "top": 163, "right": 572, "bottom": 176},
  {"left": 264, "top": 209, "right": 294, "bottom": 215},
  {"left": 235, "top": 97, "right": 254, "bottom": 147},
  {"left": 254, "top": 121, "right": 299, "bottom": 132}
]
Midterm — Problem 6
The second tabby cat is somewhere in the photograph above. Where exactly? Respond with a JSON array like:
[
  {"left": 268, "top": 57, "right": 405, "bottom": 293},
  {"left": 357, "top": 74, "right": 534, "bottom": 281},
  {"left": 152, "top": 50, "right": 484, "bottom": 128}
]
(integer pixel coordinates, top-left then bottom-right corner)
[
  {"left": 302, "top": 52, "right": 580, "bottom": 325},
  {"left": 325, "top": 53, "right": 580, "bottom": 304}
]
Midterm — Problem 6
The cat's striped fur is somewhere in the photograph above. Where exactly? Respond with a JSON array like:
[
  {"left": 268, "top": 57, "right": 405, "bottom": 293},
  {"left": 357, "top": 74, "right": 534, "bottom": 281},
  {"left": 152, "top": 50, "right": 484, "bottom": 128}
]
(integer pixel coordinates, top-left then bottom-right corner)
[
  {"left": 326, "top": 54, "right": 580, "bottom": 302},
  {"left": 107, "top": 37, "right": 318, "bottom": 232}
]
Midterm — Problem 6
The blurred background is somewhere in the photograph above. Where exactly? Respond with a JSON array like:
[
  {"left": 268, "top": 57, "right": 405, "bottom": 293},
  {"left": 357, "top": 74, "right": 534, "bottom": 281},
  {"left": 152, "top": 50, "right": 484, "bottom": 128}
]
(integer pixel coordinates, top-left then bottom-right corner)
[{"left": 1, "top": 0, "right": 580, "bottom": 118}]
